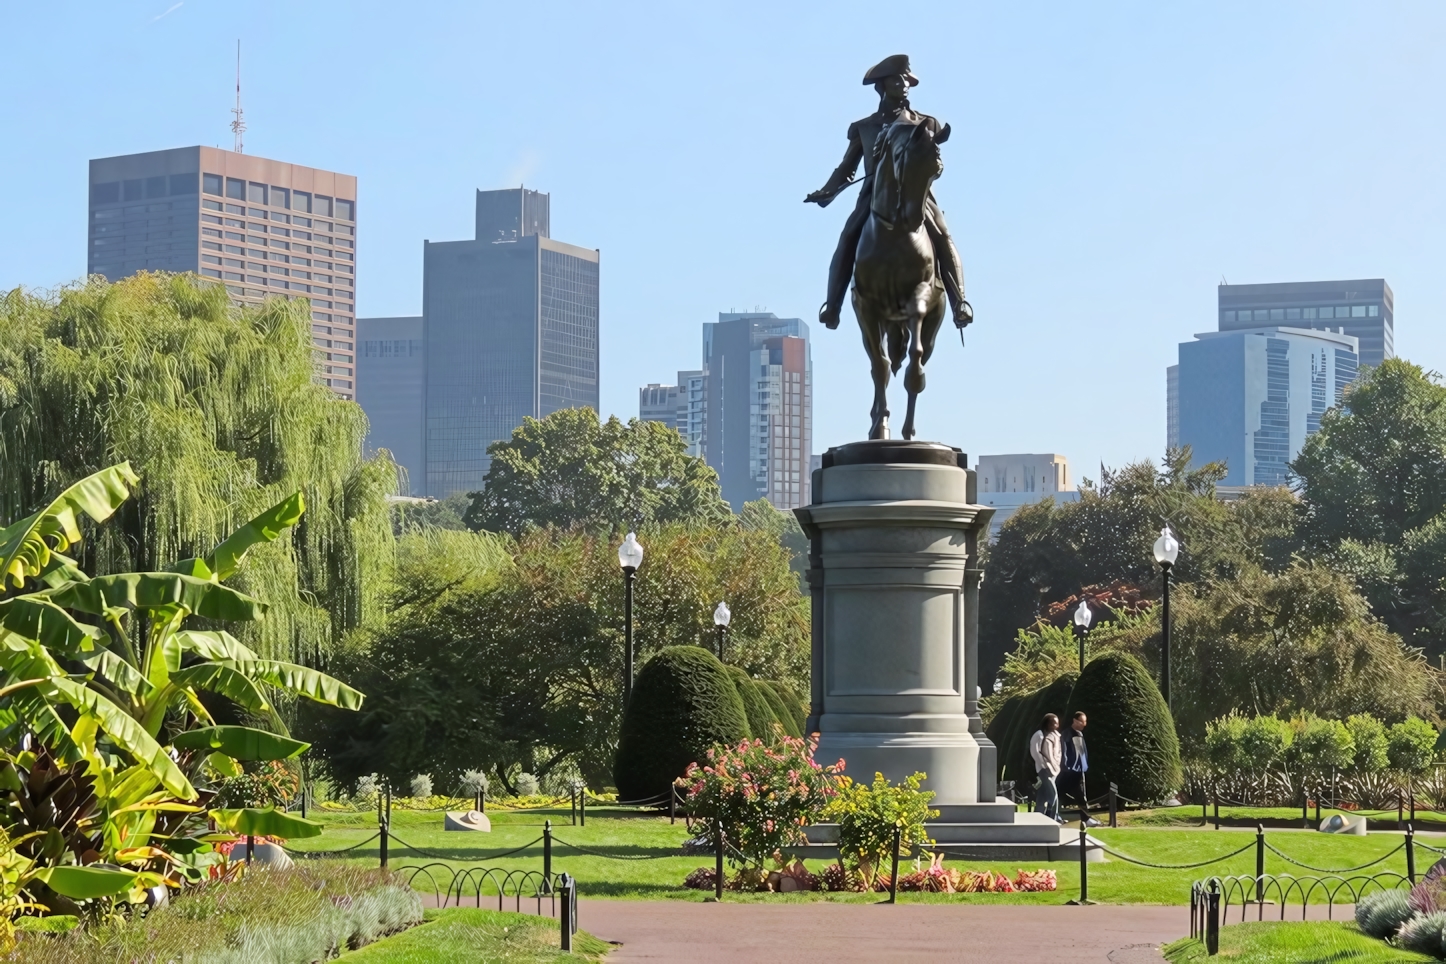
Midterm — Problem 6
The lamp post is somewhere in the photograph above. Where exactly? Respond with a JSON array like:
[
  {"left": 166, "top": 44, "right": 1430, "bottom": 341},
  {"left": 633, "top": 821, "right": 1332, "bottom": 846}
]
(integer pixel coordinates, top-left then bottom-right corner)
[
  {"left": 618, "top": 532, "right": 644, "bottom": 708},
  {"left": 713, "top": 601, "right": 731, "bottom": 663},
  {"left": 1072, "top": 598, "right": 1093, "bottom": 672},
  {"left": 1152, "top": 525, "right": 1179, "bottom": 712}
]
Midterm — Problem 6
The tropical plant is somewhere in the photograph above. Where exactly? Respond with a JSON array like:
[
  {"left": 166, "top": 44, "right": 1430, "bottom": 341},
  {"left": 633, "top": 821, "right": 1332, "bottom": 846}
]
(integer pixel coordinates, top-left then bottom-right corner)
[
  {"left": 677, "top": 733, "right": 841, "bottom": 871},
  {"left": 823, "top": 771, "right": 938, "bottom": 890}
]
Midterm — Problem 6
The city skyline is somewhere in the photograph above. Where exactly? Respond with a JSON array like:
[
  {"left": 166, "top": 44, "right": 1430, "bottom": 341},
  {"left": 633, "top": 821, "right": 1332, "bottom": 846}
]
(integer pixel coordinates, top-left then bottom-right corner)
[{"left": 6, "top": 4, "right": 1446, "bottom": 479}]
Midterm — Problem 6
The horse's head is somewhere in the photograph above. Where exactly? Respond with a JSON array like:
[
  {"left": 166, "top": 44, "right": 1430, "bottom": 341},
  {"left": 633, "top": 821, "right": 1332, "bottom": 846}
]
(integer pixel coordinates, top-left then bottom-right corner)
[{"left": 872, "top": 120, "right": 947, "bottom": 231}]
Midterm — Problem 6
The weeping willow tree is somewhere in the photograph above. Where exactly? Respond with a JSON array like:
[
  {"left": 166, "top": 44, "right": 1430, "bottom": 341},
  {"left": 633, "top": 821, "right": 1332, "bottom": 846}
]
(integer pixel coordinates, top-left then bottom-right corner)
[{"left": 0, "top": 272, "right": 395, "bottom": 662}]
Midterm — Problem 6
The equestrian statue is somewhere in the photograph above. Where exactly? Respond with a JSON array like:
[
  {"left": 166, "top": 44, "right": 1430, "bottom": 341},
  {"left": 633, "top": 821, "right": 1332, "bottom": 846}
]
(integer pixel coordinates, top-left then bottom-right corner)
[{"left": 806, "top": 54, "right": 971, "bottom": 441}]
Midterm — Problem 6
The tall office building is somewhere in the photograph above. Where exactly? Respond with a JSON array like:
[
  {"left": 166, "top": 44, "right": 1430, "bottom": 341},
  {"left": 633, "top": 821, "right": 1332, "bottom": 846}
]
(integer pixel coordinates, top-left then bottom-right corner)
[
  {"left": 88, "top": 147, "right": 359, "bottom": 397},
  {"left": 1166, "top": 365, "right": 1180, "bottom": 451},
  {"left": 422, "top": 188, "right": 599, "bottom": 497},
  {"left": 638, "top": 370, "right": 704, "bottom": 456},
  {"left": 1217, "top": 279, "right": 1393, "bottom": 368},
  {"left": 974, "top": 454, "right": 1079, "bottom": 539},
  {"left": 1175, "top": 326, "right": 1359, "bottom": 487},
  {"left": 703, "top": 313, "right": 812, "bottom": 511},
  {"left": 357, "top": 316, "right": 424, "bottom": 495}
]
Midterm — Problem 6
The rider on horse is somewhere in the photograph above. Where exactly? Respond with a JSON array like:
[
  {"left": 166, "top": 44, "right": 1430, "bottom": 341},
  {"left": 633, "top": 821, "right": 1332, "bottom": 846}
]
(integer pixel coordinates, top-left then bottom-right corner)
[{"left": 806, "top": 54, "right": 971, "bottom": 334}]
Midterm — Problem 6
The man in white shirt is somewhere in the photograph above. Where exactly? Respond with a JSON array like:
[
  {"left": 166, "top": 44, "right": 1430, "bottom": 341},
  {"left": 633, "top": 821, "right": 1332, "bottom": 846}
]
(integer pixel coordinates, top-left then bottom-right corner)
[{"left": 1029, "top": 712, "right": 1063, "bottom": 823}]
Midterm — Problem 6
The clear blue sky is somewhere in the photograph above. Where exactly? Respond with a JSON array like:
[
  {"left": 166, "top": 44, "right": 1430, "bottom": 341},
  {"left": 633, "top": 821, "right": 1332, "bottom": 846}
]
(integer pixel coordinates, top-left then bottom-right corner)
[{"left": 4, "top": 2, "right": 1444, "bottom": 480}]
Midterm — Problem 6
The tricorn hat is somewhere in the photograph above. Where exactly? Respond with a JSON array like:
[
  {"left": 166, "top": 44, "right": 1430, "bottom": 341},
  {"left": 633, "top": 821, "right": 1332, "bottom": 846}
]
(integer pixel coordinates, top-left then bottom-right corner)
[{"left": 863, "top": 54, "right": 919, "bottom": 87}]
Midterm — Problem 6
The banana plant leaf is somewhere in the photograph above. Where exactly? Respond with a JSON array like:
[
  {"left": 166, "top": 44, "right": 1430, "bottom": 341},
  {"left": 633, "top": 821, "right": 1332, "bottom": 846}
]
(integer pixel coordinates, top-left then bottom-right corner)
[
  {"left": 49, "top": 573, "right": 265, "bottom": 623},
  {"left": 41, "top": 678, "right": 195, "bottom": 800},
  {"left": 0, "top": 597, "right": 104, "bottom": 654},
  {"left": 35, "top": 865, "right": 136, "bottom": 899},
  {"left": 205, "top": 492, "right": 305, "bottom": 582},
  {"left": 172, "top": 725, "right": 310, "bottom": 761},
  {"left": 209, "top": 808, "right": 323, "bottom": 839},
  {"left": 167, "top": 662, "right": 272, "bottom": 713},
  {"left": 229, "top": 659, "right": 365, "bottom": 709},
  {"left": 0, "top": 463, "right": 139, "bottom": 589},
  {"left": 173, "top": 630, "right": 259, "bottom": 662}
]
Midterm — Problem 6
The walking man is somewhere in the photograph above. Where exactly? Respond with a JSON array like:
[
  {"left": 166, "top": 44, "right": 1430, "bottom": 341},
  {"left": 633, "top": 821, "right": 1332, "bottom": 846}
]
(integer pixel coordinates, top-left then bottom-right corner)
[
  {"left": 1028, "top": 713, "right": 1063, "bottom": 822},
  {"left": 804, "top": 54, "right": 971, "bottom": 332},
  {"left": 1058, "top": 711, "right": 1101, "bottom": 826}
]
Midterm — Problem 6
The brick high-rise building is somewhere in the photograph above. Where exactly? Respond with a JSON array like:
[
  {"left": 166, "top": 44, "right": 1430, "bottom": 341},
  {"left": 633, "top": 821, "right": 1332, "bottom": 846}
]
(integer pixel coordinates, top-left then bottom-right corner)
[{"left": 88, "top": 147, "right": 358, "bottom": 397}]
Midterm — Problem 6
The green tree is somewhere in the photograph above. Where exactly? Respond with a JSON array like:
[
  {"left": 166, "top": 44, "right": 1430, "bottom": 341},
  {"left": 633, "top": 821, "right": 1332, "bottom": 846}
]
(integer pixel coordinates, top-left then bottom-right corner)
[
  {"left": 1387, "top": 717, "right": 1439, "bottom": 774},
  {"left": 463, "top": 408, "right": 731, "bottom": 536},
  {"left": 0, "top": 274, "right": 395, "bottom": 663},
  {"left": 1345, "top": 713, "right": 1390, "bottom": 773}
]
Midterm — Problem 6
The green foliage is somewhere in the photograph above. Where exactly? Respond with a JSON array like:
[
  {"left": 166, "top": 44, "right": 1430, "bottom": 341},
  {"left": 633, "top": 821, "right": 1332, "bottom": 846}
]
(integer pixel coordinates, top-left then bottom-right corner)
[
  {"left": 768, "top": 681, "right": 810, "bottom": 734},
  {"left": 306, "top": 524, "right": 807, "bottom": 791},
  {"left": 212, "top": 760, "right": 301, "bottom": 810},
  {"left": 725, "top": 667, "right": 776, "bottom": 742},
  {"left": 1239, "top": 715, "right": 1293, "bottom": 771},
  {"left": 209, "top": 807, "right": 323, "bottom": 839},
  {"left": 391, "top": 492, "right": 471, "bottom": 535},
  {"left": 823, "top": 771, "right": 938, "bottom": 889},
  {"left": 677, "top": 734, "right": 840, "bottom": 870},
  {"left": 1345, "top": 714, "right": 1391, "bottom": 774},
  {"left": 464, "top": 408, "right": 731, "bottom": 537},
  {"left": 1388, "top": 717, "right": 1439, "bottom": 774},
  {"left": 980, "top": 450, "right": 1298, "bottom": 684},
  {"left": 1205, "top": 713, "right": 1248, "bottom": 774},
  {"left": 997, "top": 673, "right": 1074, "bottom": 786},
  {"left": 753, "top": 680, "right": 802, "bottom": 738},
  {"left": 1355, "top": 889, "right": 1415, "bottom": 939},
  {"left": 1290, "top": 717, "right": 1355, "bottom": 775},
  {"left": 739, "top": 499, "right": 809, "bottom": 585},
  {"left": 1066, "top": 652, "right": 1182, "bottom": 802},
  {"left": 613, "top": 646, "right": 750, "bottom": 801},
  {"left": 1400, "top": 910, "right": 1446, "bottom": 959},
  {"left": 0, "top": 275, "right": 396, "bottom": 663}
]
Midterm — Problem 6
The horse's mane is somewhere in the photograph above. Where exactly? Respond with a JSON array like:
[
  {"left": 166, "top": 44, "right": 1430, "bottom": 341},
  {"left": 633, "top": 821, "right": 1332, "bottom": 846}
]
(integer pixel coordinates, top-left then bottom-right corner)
[{"left": 870, "top": 120, "right": 926, "bottom": 225}]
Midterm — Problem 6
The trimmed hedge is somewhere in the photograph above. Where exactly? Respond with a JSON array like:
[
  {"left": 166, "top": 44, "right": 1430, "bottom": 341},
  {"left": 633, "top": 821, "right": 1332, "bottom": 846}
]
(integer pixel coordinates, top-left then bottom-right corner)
[
  {"left": 727, "top": 665, "right": 780, "bottom": 742},
  {"left": 1066, "top": 652, "right": 1181, "bottom": 803},
  {"left": 770, "top": 680, "right": 810, "bottom": 734},
  {"left": 754, "top": 680, "right": 802, "bottom": 738},
  {"left": 614, "top": 646, "right": 750, "bottom": 800}
]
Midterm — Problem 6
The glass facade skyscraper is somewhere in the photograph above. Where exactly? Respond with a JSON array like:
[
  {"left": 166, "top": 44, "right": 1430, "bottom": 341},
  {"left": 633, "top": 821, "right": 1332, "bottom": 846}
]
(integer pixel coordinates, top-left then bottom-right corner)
[
  {"left": 357, "top": 316, "right": 424, "bottom": 495},
  {"left": 422, "top": 189, "right": 599, "bottom": 497},
  {"left": 1217, "top": 279, "right": 1393, "bottom": 368},
  {"left": 88, "top": 147, "right": 358, "bottom": 397}
]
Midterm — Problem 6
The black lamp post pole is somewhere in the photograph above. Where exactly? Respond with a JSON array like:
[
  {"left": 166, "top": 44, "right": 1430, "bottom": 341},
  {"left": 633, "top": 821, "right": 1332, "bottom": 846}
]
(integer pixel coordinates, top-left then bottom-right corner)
[
  {"left": 716, "top": 624, "right": 726, "bottom": 663},
  {"left": 623, "top": 565, "right": 637, "bottom": 708},
  {"left": 1077, "top": 626, "right": 1086, "bottom": 674},
  {"left": 1160, "top": 561, "right": 1172, "bottom": 711}
]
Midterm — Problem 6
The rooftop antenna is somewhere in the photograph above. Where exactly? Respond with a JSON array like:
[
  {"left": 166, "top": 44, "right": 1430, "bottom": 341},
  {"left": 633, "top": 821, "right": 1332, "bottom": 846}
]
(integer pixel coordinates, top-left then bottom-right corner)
[{"left": 230, "top": 40, "right": 246, "bottom": 153}]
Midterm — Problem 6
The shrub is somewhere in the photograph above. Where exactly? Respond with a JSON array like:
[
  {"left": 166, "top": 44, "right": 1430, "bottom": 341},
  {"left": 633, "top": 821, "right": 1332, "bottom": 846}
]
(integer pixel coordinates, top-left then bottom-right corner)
[
  {"left": 726, "top": 666, "right": 778, "bottom": 743},
  {"left": 1066, "top": 652, "right": 1181, "bottom": 803},
  {"left": 1356, "top": 889, "right": 1415, "bottom": 938},
  {"left": 614, "top": 646, "right": 750, "bottom": 800},
  {"left": 1239, "top": 715, "right": 1293, "bottom": 771},
  {"left": 1399, "top": 910, "right": 1446, "bottom": 958},
  {"left": 823, "top": 771, "right": 938, "bottom": 889},
  {"left": 513, "top": 772, "right": 540, "bottom": 797},
  {"left": 1390, "top": 718, "right": 1439, "bottom": 774},
  {"left": 1205, "top": 713, "right": 1248, "bottom": 774},
  {"left": 353, "top": 774, "right": 380, "bottom": 805},
  {"left": 409, "top": 774, "right": 433, "bottom": 799},
  {"left": 769, "top": 681, "right": 810, "bottom": 734},
  {"left": 1291, "top": 716, "right": 1355, "bottom": 776},
  {"left": 1346, "top": 714, "right": 1390, "bottom": 774},
  {"left": 678, "top": 734, "right": 841, "bottom": 870},
  {"left": 754, "top": 681, "right": 803, "bottom": 738},
  {"left": 459, "top": 769, "right": 489, "bottom": 797}
]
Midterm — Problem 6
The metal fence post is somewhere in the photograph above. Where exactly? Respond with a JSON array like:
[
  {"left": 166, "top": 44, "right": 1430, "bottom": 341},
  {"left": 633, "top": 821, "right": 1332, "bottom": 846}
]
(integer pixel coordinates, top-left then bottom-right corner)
[
  {"left": 1314, "top": 787, "right": 1321, "bottom": 825},
  {"left": 1411, "top": 780, "right": 1417, "bottom": 824},
  {"left": 1301, "top": 784, "right": 1308, "bottom": 830},
  {"left": 1078, "top": 822, "right": 1089, "bottom": 904},
  {"left": 570, "top": 786, "right": 577, "bottom": 826},
  {"left": 1408, "top": 822, "right": 1417, "bottom": 884},
  {"left": 379, "top": 816, "right": 389, "bottom": 870},
  {"left": 715, "top": 818, "right": 725, "bottom": 901},
  {"left": 245, "top": 834, "right": 254, "bottom": 864},
  {"left": 580, "top": 786, "right": 587, "bottom": 827},
  {"left": 1213, "top": 789, "right": 1220, "bottom": 831},
  {"left": 1254, "top": 823, "right": 1265, "bottom": 905},
  {"left": 1206, "top": 883, "right": 1220, "bottom": 955},
  {"left": 1398, "top": 787, "right": 1404, "bottom": 830},
  {"left": 669, "top": 785, "right": 677, "bottom": 825},
  {"left": 887, "top": 826, "right": 901, "bottom": 904},
  {"left": 559, "top": 874, "right": 573, "bottom": 952},
  {"left": 544, "top": 820, "right": 553, "bottom": 892},
  {"left": 1109, "top": 782, "right": 1118, "bottom": 828}
]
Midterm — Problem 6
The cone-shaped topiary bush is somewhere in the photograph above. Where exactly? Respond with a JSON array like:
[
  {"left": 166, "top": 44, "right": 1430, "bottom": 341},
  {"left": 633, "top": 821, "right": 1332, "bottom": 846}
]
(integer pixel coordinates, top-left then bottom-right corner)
[
  {"left": 754, "top": 680, "right": 802, "bottom": 738},
  {"left": 614, "top": 646, "right": 750, "bottom": 800},
  {"left": 1356, "top": 889, "right": 1415, "bottom": 939},
  {"left": 1066, "top": 652, "right": 1181, "bottom": 803},
  {"left": 770, "top": 680, "right": 810, "bottom": 734},
  {"left": 727, "top": 666, "right": 780, "bottom": 743}
]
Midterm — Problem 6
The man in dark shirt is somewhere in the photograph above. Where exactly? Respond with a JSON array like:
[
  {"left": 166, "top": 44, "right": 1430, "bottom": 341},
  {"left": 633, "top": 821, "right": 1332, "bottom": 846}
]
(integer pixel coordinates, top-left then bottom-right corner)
[
  {"left": 805, "top": 54, "right": 970, "bottom": 333},
  {"left": 1058, "top": 710, "right": 1100, "bottom": 826}
]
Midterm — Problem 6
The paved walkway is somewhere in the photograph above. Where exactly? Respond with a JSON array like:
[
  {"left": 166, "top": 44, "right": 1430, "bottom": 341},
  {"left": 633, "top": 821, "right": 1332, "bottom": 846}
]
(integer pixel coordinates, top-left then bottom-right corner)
[{"left": 580, "top": 901, "right": 1188, "bottom": 962}]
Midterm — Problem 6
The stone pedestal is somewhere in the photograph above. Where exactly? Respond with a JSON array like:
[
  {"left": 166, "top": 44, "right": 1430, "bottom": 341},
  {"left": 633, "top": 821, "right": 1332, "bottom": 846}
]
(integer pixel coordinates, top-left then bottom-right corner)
[{"left": 794, "top": 439, "right": 995, "bottom": 805}]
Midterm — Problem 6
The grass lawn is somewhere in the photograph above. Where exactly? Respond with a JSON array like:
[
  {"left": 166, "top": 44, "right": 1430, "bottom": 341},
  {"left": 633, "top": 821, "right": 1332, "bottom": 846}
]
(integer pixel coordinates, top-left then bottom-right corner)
[
  {"left": 1123, "top": 804, "right": 1446, "bottom": 833},
  {"left": 336, "top": 907, "right": 610, "bottom": 963},
  {"left": 1163, "top": 921, "right": 1432, "bottom": 962},
  {"left": 291, "top": 805, "right": 1439, "bottom": 905}
]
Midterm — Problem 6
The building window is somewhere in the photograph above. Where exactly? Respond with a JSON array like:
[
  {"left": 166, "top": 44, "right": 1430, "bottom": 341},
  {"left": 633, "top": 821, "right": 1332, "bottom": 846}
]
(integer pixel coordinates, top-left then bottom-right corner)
[
  {"left": 201, "top": 268, "right": 222, "bottom": 278},
  {"left": 1270, "top": 308, "right": 1284, "bottom": 321},
  {"left": 293, "top": 217, "right": 311, "bottom": 228},
  {"left": 122, "top": 179, "right": 144, "bottom": 201},
  {"left": 225, "top": 177, "right": 245, "bottom": 200},
  {"left": 168, "top": 173, "right": 197, "bottom": 195},
  {"left": 247, "top": 183, "right": 266, "bottom": 204},
  {"left": 335, "top": 199, "right": 354, "bottom": 221},
  {"left": 1352, "top": 305, "right": 1367, "bottom": 317},
  {"left": 270, "top": 212, "right": 290, "bottom": 224},
  {"left": 314, "top": 196, "right": 332, "bottom": 217},
  {"left": 1369, "top": 305, "right": 1379, "bottom": 317},
  {"left": 202, "top": 173, "right": 223, "bottom": 196},
  {"left": 268, "top": 186, "right": 289, "bottom": 209},
  {"left": 1285, "top": 308, "right": 1300, "bottom": 319},
  {"left": 293, "top": 191, "right": 311, "bottom": 213}
]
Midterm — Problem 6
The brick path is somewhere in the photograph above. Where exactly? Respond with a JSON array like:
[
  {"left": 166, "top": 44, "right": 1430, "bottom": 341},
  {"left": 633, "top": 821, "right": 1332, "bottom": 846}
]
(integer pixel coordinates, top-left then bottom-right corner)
[{"left": 580, "top": 901, "right": 1188, "bottom": 962}]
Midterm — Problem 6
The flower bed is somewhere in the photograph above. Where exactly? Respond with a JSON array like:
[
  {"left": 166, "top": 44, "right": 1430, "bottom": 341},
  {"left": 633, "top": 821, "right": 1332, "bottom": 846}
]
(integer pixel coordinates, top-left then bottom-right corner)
[{"left": 682, "top": 856, "right": 1056, "bottom": 895}]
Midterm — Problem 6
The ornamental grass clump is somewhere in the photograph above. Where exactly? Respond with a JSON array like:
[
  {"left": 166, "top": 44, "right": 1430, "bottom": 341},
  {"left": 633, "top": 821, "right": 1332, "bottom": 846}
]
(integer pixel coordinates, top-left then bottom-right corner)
[
  {"left": 677, "top": 733, "right": 842, "bottom": 871},
  {"left": 1400, "top": 910, "right": 1446, "bottom": 959},
  {"left": 1356, "top": 889, "right": 1415, "bottom": 939},
  {"left": 823, "top": 771, "right": 938, "bottom": 890}
]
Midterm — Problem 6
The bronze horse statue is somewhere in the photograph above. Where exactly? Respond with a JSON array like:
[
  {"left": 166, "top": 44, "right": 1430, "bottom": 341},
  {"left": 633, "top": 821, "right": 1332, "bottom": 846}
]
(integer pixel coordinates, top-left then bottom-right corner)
[{"left": 851, "top": 119, "right": 952, "bottom": 440}]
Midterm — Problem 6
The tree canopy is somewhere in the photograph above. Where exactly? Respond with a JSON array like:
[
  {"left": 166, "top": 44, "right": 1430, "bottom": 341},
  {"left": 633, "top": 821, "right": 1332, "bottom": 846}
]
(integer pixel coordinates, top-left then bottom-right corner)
[
  {"left": 463, "top": 408, "right": 731, "bottom": 536},
  {"left": 0, "top": 274, "right": 396, "bottom": 662}
]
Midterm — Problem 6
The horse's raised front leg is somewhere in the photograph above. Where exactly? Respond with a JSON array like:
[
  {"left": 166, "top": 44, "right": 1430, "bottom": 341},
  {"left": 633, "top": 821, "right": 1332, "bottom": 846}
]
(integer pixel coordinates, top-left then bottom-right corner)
[
  {"left": 900, "top": 290, "right": 929, "bottom": 440},
  {"left": 855, "top": 295, "right": 891, "bottom": 440}
]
